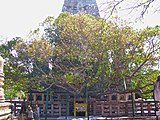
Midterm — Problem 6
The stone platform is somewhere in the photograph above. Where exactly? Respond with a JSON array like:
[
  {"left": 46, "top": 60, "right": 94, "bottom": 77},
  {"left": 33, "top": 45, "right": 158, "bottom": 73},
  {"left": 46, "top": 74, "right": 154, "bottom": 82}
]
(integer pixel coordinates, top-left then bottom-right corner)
[
  {"left": 0, "top": 102, "right": 11, "bottom": 119},
  {"left": 13, "top": 116, "right": 158, "bottom": 120}
]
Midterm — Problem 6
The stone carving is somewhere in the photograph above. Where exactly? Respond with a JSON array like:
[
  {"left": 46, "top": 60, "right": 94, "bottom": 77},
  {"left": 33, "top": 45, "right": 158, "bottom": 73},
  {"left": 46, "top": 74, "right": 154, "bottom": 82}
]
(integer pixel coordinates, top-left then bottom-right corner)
[
  {"left": 0, "top": 56, "right": 11, "bottom": 119},
  {"left": 0, "top": 56, "right": 5, "bottom": 102},
  {"left": 0, "top": 56, "right": 4, "bottom": 75},
  {"left": 62, "top": 0, "right": 100, "bottom": 17}
]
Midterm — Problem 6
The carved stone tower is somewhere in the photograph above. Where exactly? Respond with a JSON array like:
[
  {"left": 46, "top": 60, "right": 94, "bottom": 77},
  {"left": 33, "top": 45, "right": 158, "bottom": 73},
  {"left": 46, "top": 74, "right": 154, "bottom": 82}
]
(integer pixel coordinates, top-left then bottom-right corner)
[
  {"left": 0, "top": 56, "right": 11, "bottom": 119},
  {"left": 62, "top": 0, "right": 99, "bottom": 17}
]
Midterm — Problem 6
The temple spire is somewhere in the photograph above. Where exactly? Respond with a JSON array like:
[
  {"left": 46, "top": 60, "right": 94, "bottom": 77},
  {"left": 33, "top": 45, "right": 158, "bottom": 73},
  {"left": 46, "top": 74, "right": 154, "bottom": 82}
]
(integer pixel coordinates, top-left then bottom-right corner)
[{"left": 62, "top": 0, "right": 99, "bottom": 17}]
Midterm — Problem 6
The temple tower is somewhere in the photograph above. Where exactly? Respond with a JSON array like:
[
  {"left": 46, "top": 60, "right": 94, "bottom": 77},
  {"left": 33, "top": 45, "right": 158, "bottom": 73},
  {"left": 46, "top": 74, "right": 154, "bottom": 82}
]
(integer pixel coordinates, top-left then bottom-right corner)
[{"left": 62, "top": 0, "right": 99, "bottom": 17}]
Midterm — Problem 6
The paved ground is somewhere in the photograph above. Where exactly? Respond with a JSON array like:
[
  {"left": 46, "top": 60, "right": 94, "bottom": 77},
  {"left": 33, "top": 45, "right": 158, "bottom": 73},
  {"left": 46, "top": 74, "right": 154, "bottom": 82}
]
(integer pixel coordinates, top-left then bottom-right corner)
[
  {"left": 57, "top": 116, "right": 106, "bottom": 120},
  {"left": 39, "top": 116, "right": 158, "bottom": 120},
  {"left": 56, "top": 116, "right": 157, "bottom": 120},
  {"left": 13, "top": 116, "right": 158, "bottom": 120}
]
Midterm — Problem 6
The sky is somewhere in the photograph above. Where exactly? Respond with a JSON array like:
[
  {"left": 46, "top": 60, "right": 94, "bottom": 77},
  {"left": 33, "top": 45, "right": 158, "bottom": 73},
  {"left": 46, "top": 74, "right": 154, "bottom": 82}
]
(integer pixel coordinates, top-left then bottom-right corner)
[{"left": 0, "top": 0, "right": 160, "bottom": 40}]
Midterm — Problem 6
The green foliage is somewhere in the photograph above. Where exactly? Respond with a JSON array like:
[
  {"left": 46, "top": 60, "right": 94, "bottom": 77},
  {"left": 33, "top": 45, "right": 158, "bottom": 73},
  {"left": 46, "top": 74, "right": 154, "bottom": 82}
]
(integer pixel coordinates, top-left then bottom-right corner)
[
  {"left": 2, "top": 13, "right": 160, "bottom": 97},
  {"left": 15, "top": 38, "right": 53, "bottom": 90},
  {"left": 48, "top": 13, "right": 160, "bottom": 95},
  {"left": 0, "top": 37, "right": 28, "bottom": 99}
]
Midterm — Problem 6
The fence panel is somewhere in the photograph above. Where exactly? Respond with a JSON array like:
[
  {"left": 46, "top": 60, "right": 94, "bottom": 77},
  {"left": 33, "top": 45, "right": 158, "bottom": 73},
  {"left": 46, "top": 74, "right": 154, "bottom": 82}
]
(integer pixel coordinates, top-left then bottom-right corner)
[{"left": 6, "top": 99, "right": 160, "bottom": 117}]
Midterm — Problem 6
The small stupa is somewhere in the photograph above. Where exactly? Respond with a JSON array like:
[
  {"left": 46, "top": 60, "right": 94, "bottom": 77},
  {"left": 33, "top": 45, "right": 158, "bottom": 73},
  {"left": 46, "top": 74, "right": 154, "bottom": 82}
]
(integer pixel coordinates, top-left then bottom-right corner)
[{"left": 0, "top": 56, "right": 11, "bottom": 119}]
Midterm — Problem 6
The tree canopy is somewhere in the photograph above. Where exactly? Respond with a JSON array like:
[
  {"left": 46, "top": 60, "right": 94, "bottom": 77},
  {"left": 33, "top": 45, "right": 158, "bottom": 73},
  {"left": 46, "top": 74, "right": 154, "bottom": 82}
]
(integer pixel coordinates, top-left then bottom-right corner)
[
  {"left": 0, "top": 37, "right": 28, "bottom": 99},
  {"left": 2, "top": 12, "right": 160, "bottom": 98}
]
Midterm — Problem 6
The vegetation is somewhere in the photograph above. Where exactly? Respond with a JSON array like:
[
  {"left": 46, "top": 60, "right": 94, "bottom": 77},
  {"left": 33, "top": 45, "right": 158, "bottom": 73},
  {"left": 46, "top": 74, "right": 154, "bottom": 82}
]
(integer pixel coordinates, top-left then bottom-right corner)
[
  {"left": 101, "top": 0, "right": 160, "bottom": 19},
  {"left": 0, "top": 37, "right": 27, "bottom": 99},
  {"left": 1, "top": 12, "right": 160, "bottom": 99}
]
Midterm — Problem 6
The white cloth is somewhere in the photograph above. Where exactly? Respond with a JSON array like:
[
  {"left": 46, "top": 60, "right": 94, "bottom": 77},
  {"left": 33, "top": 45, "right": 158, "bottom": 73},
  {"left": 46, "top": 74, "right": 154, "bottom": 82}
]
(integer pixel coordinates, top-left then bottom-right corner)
[
  {"left": 35, "top": 107, "right": 40, "bottom": 117},
  {"left": 28, "top": 110, "right": 34, "bottom": 119}
]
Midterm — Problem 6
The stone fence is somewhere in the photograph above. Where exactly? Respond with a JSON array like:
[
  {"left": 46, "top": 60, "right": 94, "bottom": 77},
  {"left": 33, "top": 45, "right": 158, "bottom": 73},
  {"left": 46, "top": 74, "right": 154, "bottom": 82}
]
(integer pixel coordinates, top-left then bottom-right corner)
[{"left": 6, "top": 99, "right": 160, "bottom": 118}]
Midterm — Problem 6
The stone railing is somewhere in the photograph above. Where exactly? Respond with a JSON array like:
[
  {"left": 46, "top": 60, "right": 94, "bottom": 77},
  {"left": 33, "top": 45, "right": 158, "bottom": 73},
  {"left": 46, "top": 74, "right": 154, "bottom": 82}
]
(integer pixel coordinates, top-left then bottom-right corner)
[
  {"left": 94, "top": 100, "right": 159, "bottom": 117},
  {"left": 7, "top": 98, "right": 159, "bottom": 118}
]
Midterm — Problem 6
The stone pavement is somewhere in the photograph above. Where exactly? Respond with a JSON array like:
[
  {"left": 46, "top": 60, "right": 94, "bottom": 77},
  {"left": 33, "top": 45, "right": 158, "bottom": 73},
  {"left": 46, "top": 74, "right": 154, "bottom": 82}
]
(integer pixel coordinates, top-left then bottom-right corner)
[
  {"left": 12, "top": 116, "right": 158, "bottom": 120},
  {"left": 42, "top": 116, "right": 157, "bottom": 120},
  {"left": 57, "top": 116, "right": 105, "bottom": 120}
]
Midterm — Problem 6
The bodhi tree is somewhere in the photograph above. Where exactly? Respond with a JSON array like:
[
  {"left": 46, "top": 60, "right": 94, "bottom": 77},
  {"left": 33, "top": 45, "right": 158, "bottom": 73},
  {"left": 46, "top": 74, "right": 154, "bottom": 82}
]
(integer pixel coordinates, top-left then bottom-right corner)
[
  {"left": 15, "top": 13, "right": 104, "bottom": 95},
  {"left": 14, "top": 12, "right": 160, "bottom": 98}
]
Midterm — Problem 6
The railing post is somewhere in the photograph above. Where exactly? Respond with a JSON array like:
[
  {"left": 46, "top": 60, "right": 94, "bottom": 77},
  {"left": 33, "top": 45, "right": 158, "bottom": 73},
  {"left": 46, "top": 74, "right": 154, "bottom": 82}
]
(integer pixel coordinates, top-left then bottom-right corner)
[
  {"left": 86, "top": 82, "right": 89, "bottom": 120},
  {"left": 153, "top": 90, "right": 158, "bottom": 120},
  {"left": 131, "top": 92, "right": 135, "bottom": 116},
  {"left": 125, "top": 102, "right": 128, "bottom": 116},
  {"left": 14, "top": 102, "right": 16, "bottom": 116},
  {"left": 140, "top": 100, "right": 144, "bottom": 116},
  {"left": 65, "top": 90, "right": 69, "bottom": 120},
  {"left": 93, "top": 101, "right": 96, "bottom": 116},
  {"left": 45, "top": 89, "right": 49, "bottom": 120},
  {"left": 109, "top": 102, "right": 112, "bottom": 116},
  {"left": 117, "top": 102, "right": 120, "bottom": 116},
  {"left": 148, "top": 101, "right": 151, "bottom": 116},
  {"left": 74, "top": 93, "right": 76, "bottom": 117},
  {"left": 29, "top": 90, "right": 33, "bottom": 106},
  {"left": 101, "top": 102, "right": 104, "bottom": 116}
]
